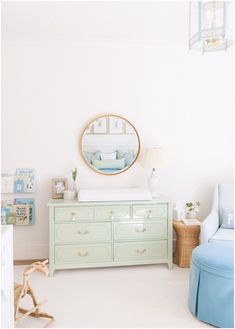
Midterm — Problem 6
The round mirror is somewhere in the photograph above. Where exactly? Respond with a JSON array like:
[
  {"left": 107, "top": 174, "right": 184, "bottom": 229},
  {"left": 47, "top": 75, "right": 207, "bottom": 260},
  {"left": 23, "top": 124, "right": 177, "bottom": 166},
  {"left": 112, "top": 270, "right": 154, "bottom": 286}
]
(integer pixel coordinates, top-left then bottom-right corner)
[{"left": 80, "top": 115, "right": 140, "bottom": 175}]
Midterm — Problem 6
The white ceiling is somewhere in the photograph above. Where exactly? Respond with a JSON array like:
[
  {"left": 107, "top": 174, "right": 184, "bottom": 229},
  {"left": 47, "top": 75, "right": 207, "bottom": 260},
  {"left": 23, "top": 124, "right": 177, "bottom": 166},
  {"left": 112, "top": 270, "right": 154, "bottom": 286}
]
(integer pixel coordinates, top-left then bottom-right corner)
[{"left": 2, "top": 1, "right": 189, "bottom": 45}]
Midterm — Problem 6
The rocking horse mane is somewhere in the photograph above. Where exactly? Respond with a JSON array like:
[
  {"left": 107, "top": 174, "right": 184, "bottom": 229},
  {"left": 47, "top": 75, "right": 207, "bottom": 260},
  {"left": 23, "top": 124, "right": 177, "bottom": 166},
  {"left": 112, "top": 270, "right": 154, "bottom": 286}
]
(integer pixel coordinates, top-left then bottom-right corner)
[{"left": 24, "top": 259, "right": 49, "bottom": 277}]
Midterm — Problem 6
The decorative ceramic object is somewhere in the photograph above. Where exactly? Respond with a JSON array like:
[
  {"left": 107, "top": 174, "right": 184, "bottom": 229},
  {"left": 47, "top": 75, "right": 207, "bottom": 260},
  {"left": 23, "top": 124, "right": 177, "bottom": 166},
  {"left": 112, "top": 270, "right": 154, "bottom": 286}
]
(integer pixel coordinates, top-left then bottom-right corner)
[
  {"left": 63, "top": 190, "right": 75, "bottom": 201},
  {"left": 141, "top": 148, "right": 163, "bottom": 197}
]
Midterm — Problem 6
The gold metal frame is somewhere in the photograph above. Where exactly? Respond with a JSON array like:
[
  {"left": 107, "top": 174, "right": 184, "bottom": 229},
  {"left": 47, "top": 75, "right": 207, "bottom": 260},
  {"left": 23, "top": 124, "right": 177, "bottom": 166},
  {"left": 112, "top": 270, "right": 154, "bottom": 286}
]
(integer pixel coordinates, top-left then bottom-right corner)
[{"left": 80, "top": 114, "right": 140, "bottom": 176}]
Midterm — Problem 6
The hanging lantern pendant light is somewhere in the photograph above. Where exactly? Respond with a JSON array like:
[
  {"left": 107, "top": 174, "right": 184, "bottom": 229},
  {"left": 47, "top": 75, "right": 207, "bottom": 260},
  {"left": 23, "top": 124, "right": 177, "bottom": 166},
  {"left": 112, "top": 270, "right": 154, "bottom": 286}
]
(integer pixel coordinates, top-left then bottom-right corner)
[{"left": 189, "top": 1, "right": 233, "bottom": 53}]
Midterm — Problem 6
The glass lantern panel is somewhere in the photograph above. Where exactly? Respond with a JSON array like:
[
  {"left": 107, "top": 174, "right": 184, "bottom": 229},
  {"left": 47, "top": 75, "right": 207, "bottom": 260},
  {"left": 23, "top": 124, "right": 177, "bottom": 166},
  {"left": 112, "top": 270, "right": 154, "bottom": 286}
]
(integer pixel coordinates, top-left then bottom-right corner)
[{"left": 202, "top": 2, "right": 224, "bottom": 31}]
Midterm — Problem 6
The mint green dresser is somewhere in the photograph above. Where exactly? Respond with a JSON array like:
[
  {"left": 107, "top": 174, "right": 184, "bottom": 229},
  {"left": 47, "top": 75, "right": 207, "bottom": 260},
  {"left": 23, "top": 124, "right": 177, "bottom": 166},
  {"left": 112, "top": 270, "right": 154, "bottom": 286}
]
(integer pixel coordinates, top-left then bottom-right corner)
[{"left": 48, "top": 198, "right": 172, "bottom": 276}]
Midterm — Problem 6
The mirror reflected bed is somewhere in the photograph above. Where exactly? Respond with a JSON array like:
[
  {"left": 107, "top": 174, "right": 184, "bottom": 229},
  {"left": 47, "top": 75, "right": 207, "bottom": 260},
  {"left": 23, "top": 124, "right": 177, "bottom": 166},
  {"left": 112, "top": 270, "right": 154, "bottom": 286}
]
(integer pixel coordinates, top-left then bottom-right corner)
[{"left": 80, "top": 115, "right": 140, "bottom": 175}]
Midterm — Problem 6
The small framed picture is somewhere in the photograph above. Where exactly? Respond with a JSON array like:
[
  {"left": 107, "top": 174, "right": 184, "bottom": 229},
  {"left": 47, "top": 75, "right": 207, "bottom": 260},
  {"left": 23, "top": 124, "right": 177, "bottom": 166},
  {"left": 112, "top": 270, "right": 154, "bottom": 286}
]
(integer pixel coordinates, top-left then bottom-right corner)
[
  {"left": 52, "top": 178, "right": 68, "bottom": 199},
  {"left": 93, "top": 117, "right": 107, "bottom": 134},
  {"left": 125, "top": 122, "right": 135, "bottom": 134},
  {"left": 109, "top": 116, "right": 124, "bottom": 134}
]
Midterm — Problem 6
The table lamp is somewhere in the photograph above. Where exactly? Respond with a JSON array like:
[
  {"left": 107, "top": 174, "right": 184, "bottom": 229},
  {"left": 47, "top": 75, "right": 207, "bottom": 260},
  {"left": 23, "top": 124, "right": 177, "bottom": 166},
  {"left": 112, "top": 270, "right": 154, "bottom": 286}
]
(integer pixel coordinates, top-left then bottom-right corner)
[{"left": 141, "top": 147, "right": 163, "bottom": 197}]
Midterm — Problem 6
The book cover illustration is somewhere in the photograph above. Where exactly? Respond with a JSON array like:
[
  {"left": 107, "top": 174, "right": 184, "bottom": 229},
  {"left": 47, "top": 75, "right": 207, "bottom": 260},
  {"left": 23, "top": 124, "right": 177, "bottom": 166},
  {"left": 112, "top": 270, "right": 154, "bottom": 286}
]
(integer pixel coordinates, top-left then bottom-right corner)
[
  {"left": 14, "top": 179, "right": 25, "bottom": 193},
  {"left": 14, "top": 204, "right": 30, "bottom": 225},
  {"left": 14, "top": 198, "right": 35, "bottom": 224},
  {"left": 2, "top": 169, "right": 36, "bottom": 194},
  {"left": 16, "top": 168, "right": 35, "bottom": 176},
  {"left": 1, "top": 199, "right": 35, "bottom": 225},
  {"left": 25, "top": 174, "right": 36, "bottom": 192},
  {"left": 1, "top": 201, "right": 16, "bottom": 224},
  {"left": 15, "top": 168, "right": 36, "bottom": 193}
]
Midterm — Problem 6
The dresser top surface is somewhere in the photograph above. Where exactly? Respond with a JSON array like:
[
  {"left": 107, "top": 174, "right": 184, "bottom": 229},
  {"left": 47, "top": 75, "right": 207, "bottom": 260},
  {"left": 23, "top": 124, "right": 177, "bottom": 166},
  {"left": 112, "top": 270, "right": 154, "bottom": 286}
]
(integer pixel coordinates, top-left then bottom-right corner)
[{"left": 48, "top": 196, "right": 170, "bottom": 207}]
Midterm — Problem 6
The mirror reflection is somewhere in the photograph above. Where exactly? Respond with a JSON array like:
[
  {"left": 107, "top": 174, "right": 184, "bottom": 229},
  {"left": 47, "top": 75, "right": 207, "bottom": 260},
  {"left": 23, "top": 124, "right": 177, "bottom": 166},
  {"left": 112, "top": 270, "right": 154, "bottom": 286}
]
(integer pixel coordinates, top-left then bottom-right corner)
[{"left": 81, "top": 115, "right": 140, "bottom": 175}]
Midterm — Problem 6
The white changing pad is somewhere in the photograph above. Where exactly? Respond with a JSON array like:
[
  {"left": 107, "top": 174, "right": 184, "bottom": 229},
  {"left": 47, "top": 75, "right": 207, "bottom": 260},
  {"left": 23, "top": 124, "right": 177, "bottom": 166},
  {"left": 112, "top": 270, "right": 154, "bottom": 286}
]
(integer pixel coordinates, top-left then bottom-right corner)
[{"left": 78, "top": 188, "right": 152, "bottom": 202}]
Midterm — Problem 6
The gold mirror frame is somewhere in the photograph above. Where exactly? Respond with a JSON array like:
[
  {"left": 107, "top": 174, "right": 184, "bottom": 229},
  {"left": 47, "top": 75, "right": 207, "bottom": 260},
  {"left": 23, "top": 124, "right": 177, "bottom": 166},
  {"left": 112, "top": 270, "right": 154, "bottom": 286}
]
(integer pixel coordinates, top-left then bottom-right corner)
[{"left": 80, "top": 114, "right": 140, "bottom": 175}]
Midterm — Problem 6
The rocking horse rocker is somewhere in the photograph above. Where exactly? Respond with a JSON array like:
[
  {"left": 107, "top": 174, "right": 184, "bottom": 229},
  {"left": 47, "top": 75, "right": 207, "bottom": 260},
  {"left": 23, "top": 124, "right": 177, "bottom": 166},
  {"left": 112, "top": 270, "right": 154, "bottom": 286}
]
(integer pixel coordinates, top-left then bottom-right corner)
[{"left": 14, "top": 259, "right": 54, "bottom": 327}]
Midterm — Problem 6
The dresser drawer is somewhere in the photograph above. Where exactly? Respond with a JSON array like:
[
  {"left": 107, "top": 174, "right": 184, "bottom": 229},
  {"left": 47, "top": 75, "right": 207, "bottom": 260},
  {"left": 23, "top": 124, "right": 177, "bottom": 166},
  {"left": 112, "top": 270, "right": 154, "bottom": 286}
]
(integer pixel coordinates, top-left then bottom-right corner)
[
  {"left": 114, "top": 220, "right": 167, "bottom": 241},
  {"left": 55, "top": 223, "right": 112, "bottom": 243},
  {"left": 114, "top": 241, "right": 167, "bottom": 261},
  {"left": 55, "top": 243, "right": 112, "bottom": 265},
  {"left": 94, "top": 205, "right": 130, "bottom": 221},
  {"left": 133, "top": 204, "right": 167, "bottom": 219},
  {"left": 54, "top": 207, "right": 93, "bottom": 222}
]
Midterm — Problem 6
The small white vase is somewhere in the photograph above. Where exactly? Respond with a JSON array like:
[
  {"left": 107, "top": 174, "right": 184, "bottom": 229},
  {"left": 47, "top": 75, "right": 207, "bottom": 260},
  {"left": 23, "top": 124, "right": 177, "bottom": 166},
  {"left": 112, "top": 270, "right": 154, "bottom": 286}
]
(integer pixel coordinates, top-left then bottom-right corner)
[{"left": 63, "top": 190, "right": 75, "bottom": 201}]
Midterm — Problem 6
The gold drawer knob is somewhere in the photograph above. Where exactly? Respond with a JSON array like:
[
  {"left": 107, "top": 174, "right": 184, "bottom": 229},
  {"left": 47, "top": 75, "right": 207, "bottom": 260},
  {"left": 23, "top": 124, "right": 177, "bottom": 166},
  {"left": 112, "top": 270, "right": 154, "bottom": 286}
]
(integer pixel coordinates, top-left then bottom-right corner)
[
  {"left": 70, "top": 212, "right": 77, "bottom": 221},
  {"left": 135, "top": 249, "right": 146, "bottom": 254},
  {"left": 109, "top": 210, "right": 114, "bottom": 219},
  {"left": 135, "top": 228, "right": 146, "bottom": 233},
  {"left": 147, "top": 210, "right": 153, "bottom": 218},
  {"left": 77, "top": 230, "right": 89, "bottom": 235},
  {"left": 77, "top": 251, "right": 89, "bottom": 257}
]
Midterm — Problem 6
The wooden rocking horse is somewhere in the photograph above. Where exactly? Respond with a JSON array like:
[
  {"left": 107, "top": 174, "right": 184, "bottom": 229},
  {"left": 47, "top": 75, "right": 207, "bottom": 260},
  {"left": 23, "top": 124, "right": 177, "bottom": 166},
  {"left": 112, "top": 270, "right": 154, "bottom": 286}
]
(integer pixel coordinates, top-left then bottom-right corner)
[{"left": 14, "top": 259, "right": 54, "bottom": 327}]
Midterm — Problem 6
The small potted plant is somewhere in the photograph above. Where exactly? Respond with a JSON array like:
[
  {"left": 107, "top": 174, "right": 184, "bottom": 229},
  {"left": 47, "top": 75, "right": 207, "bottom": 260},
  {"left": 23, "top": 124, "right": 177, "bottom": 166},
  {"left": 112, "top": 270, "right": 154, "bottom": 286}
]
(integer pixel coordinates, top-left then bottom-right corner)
[{"left": 185, "top": 201, "right": 200, "bottom": 219}]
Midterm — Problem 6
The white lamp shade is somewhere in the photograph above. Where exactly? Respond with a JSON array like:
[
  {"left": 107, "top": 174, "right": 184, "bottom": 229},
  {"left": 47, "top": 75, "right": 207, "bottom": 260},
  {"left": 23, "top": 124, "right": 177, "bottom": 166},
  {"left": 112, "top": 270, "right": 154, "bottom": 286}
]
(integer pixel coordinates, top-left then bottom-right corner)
[{"left": 141, "top": 148, "right": 163, "bottom": 169}]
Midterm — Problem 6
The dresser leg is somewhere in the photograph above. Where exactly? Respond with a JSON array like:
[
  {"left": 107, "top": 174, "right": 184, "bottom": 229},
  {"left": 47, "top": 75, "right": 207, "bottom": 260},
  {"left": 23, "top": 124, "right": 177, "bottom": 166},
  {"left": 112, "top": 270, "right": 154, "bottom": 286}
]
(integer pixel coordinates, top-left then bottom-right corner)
[
  {"left": 49, "top": 266, "right": 54, "bottom": 277},
  {"left": 168, "top": 262, "right": 173, "bottom": 270}
]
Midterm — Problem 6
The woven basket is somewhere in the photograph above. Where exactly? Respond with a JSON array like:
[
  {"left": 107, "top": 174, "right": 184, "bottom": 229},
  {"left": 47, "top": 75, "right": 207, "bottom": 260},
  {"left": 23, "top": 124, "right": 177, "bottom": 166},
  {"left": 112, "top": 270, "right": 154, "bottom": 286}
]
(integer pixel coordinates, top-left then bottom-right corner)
[{"left": 173, "top": 221, "right": 200, "bottom": 268}]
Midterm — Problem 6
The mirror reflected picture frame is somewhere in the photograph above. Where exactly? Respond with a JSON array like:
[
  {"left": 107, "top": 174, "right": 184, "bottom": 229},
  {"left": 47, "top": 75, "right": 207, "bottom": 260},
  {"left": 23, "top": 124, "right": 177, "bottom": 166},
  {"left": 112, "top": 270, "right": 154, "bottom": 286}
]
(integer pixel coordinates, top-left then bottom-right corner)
[{"left": 80, "top": 115, "right": 140, "bottom": 175}]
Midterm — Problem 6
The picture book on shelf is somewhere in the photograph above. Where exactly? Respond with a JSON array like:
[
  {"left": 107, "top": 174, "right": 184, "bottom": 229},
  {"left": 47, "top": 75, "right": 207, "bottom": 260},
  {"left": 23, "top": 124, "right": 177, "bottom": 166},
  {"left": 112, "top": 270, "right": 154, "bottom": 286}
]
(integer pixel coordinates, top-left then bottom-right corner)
[
  {"left": 15, "top": 168, "right": 36, "bottom": 193},
  {"left": 14, "top": 198, "right": 35, "bottom": 224},
  {"left": 15, "top": 204, "right": 30, "bottom": 225},
  {"left": 1, "top": 200, "right": 16, "bottom": 225},
  {"left": 1, "top": 198, "right": 35, "bottom": 226},
  {"left": 2, "top": 168, "right": 36, "bottom": 193}
]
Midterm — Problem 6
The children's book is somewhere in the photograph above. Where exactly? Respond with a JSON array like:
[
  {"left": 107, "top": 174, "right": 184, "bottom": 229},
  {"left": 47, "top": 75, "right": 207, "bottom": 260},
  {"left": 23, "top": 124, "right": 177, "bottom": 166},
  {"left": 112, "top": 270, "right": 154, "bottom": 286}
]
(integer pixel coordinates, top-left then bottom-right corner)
[
  {"left": 15, "top": 169, "right": 36, "bottom": 193},
  {"left": 14, "top": 198, "right": 35, "bottom": 224},
  {"left": 1, "top": 200, "right": 16, "bottom": 224},
  {"left": 25, "top": 174, "right": 36, "bottom": 192},
  {"left": 14, "top": 204, "right": 30, "bottom": 225},
  {"left": 14, "top": 178, "right": 25, "bottom": 193},
  {"left": 16, "top": 168, "right": 35, "bottom": 176}
]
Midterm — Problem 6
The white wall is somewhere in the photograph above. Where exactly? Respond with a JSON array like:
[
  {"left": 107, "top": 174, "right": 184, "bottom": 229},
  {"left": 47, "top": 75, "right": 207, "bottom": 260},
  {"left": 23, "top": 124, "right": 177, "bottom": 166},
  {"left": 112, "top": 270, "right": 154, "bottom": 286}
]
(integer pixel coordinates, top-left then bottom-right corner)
[{"left": 2, "top": 36, "right": 233, "bottom": 259}]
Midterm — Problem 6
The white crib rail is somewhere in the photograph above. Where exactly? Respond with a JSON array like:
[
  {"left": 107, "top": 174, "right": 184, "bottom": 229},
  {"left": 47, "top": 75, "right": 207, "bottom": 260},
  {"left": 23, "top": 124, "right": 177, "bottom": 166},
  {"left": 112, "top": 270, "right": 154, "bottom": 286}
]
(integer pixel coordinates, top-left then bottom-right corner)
[{"left": 1, "top": 225, "right": 14, "bottom": 328}]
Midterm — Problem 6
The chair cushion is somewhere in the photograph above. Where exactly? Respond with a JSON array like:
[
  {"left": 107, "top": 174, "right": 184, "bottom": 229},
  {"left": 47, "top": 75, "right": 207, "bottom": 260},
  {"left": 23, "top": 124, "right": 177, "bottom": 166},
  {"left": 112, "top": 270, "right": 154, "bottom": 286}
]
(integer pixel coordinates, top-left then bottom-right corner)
[
  {"left": 221, "top": 208, "right": 234, "bottom": 229},
  {"left": 192, "top": 243, "right": 234, "bottom": 276},
  {"left": 209, "top": 228, "right": 234, "bottom": 244}
]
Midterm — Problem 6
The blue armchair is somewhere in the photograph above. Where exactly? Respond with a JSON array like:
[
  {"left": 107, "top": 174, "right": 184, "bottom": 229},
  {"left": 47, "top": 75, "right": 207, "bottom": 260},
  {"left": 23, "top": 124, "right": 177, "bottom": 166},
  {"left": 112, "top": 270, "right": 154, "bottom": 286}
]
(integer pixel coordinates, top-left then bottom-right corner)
[{"left": 200, "top": 183, "right": 234, "bottom": 244}]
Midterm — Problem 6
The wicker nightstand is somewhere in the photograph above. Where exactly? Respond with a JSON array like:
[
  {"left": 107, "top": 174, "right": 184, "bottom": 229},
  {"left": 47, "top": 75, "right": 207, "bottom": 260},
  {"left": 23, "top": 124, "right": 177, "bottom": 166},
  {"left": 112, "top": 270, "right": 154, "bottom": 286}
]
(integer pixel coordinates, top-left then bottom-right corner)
[{"left": 173, "top": 220, "right": 200, "bottom": 268}]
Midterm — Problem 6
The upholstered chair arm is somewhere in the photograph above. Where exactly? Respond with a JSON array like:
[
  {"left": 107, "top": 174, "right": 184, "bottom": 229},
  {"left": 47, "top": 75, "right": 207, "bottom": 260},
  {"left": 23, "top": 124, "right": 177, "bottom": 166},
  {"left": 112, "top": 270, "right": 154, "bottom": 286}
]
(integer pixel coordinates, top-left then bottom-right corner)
[{"left": 200, "top": 211, "right": 219, "bottom": 244}]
